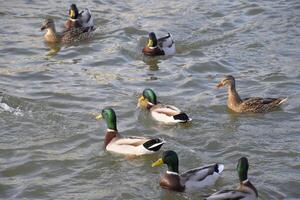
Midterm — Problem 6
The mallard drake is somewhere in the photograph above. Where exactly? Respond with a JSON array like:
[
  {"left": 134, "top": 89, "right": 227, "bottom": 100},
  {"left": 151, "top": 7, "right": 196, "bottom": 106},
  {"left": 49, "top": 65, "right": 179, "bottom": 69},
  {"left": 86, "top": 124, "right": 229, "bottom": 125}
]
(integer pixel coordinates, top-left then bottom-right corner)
[
  {"left": 142, "top": 32, "right": 175, "bottom": 56},
  {"left": 217, "top": 75, "right": 287, "bottom": 113},
  {"left": 96, "top": 108, "right": 164, "bottom": 156},
  {"left": 41, "top": 19, "right": 94, "bottom": 44},
  {"left": 205, "top": 157, "right": 258, "bottom": 200},
  {"left": 137, "top": 88, "right": 191, "bottom": 124},
  {"left": 65, "top": 4, "right": 95, "bottom": 31},
  {"left": 152, "top": 150, "right": 224, "bottom": 192}
]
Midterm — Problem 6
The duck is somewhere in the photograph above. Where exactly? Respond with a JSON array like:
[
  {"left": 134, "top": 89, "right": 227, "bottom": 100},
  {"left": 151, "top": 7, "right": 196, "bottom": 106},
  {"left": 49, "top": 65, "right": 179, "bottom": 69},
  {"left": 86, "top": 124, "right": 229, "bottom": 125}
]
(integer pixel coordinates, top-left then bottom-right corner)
[
  {"left": 216, "top": 75, "right": 287, "bottom": 113},
  {"left": 152, "top": 150, "right": 224, "bottom": 192},
  {"left": 137, "top": 88, "right": 191, "bottom": 124},
  {"left": 205, "top": 157, "right": 258, "bottom": 200},
  {"left": 142, "top": 32, "right": 175, "bottom": 56},
  {"left": 65, "top": 4, "right": 95, "bottom": 31},
  {"left": 41, "top": 18, "right": 94, "bottom": 44},
  {"left": 95, "top": 108, "right": 165, "bottom": 156}
]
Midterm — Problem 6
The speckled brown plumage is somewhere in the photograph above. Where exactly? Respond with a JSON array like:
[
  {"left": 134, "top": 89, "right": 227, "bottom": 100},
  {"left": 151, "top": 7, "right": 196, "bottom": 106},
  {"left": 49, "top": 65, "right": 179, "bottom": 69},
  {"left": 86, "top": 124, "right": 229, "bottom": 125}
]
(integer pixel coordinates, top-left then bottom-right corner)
[
  {"left": 41, "top": 19, "right": 94, "bottom": 44},
  {"left": 217, "top": 75, "right": 287, "bottom": 113}
]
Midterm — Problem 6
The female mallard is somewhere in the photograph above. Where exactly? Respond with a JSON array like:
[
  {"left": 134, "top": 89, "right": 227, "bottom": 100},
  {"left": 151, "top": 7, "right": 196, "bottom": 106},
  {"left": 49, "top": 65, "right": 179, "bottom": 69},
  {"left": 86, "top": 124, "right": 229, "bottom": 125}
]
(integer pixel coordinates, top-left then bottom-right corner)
[
  {"left": 65, "top": 4, "right": 95, "bottom": 31},
  {"left": 205, "top": 157, "right": 258, "bottom": 200},
  {"left": 96, "top": 108, "right": 164, "bottom": 156},
  {"left": 41, "top": 18, "right": 94, "bottom": 44},
  {"left": 142, "top": 32, "right": 175, "bottom": 56},
  {"left": 217, "top": 75, "right": 287, "bottom": 113},
  {"left": 152, "top": 150, "right": 224, "bottom": 192},
  {"left": 137, "top": 88, "right": 191, "bottom": 124}
]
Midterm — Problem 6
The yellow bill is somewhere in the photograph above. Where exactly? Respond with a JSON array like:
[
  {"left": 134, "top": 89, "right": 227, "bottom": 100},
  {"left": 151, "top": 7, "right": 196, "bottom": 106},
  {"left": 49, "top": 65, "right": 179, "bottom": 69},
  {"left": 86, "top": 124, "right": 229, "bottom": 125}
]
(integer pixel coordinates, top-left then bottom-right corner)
[
  {"left": 70, "top": 9, "right": 75, "bottom": 18},
  {"left": 152, "top": 158, "right": 164, "bottom": 167},
  {"left": 95, "top": 113, "right": 103, "bottom": 120},
  {"left": 147, "top": 39, "right": 153, "bottom": 47}
]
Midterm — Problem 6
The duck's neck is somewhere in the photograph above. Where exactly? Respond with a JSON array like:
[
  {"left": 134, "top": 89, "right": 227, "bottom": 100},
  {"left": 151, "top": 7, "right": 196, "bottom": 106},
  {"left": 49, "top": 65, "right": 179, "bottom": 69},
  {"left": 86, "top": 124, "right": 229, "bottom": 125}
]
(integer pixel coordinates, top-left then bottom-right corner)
[
  {"left": 227, "top": 82, "right": 242, "bottom": 106},
  {"left": 167, "top": 163, "right": 179, "bottom": 174},
  {"left": 238, "top": 179, "right": 258, "bottom": 197},
  {"left": 104, "top": 129, "right": 118, "bottom": 148},
  {"left": 44, "top": 27, "right": 59, "bottom": 43}
]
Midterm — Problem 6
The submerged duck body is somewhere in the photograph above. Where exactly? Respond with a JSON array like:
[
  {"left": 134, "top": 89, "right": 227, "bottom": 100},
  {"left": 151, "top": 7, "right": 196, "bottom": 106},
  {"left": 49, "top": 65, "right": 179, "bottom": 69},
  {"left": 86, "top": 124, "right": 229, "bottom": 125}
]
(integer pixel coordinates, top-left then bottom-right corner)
[
  {"left": 137, "top": 89, "right": 191, "bottom": 124},
  {"left": 217, "top": 75, "right": 287, "bottom": 113},
  {"left": 152, "top": 150, "right": 224, "bottom": 192},
  {"left": 97, "top": 108, "right": 164, "bottom": 156},
  {"left": 41, "top": 19, "right": 94, "bottom": 44},
  {"left": 65, "top": 4, "right": 95, "bottom": 31},
  {"left": 143, "top": 32, "right": 175, "bottom": 56},
  {"left": 206, "top": 157, "right": 258, "bottom": 200}
]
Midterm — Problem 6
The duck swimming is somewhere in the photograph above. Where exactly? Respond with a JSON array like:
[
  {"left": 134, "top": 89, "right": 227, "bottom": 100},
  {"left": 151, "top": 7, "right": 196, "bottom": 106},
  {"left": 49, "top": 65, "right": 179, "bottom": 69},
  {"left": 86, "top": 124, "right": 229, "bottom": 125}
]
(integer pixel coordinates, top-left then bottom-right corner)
[
  {"left": 142, "top": 32, "right": 175, "bottom": 56},
  {"left": 96, "top": 108, "right": 164, "bottom": 156},
  {"left": 41, "top": 18, "right": 94, "bottom": 44},
  {"left": 65, "top": 4, "right": 95, "bottom": 31},
  {"left": 137, "top": 88, "right": 191, "bottom": 124},
  {"left": 152, "top": 150, "right": 224, "bottom": 192},
  {"left": 205, "top": 157, "right": 258, "bottom": 200},
  {"left": 217, "top": 75, "right": 287, "bottom": 113}
]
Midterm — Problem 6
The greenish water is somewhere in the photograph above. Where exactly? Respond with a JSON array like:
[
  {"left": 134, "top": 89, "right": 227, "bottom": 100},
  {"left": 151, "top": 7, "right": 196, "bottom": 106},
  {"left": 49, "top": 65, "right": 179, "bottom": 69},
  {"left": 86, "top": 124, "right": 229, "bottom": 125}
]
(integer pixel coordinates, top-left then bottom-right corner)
[{"left": 1, "top": 0, "right": 300, "bottom": 199}]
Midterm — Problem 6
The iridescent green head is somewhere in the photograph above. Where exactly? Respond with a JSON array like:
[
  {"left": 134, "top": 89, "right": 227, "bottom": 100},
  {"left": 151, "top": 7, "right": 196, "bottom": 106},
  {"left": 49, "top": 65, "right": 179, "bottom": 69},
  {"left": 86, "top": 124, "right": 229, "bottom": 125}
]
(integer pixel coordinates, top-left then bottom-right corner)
[
  {"left": 237, "top": 157, "right": 249, "bottom": 182},
  {"left": 101, "top": 108, "right": 117, "bottom": 131},
  {"left": 152, "top": 150, "right": 179, "bottom": 173},
  {"left": 147, "top": 32, "right": 158, "bottom": 47},
  {"left": 143, "top": 88, "right": 157, "bottom": 105}
]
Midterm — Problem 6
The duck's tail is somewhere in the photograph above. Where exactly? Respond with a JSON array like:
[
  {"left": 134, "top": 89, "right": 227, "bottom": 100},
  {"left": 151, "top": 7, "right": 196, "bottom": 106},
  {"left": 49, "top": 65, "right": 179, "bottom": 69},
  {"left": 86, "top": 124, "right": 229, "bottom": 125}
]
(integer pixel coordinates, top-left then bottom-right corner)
[
  {"left": 173, "top": 112, "right": 191, "bottom": 123},
  {"left": 143, "top": 138, "right": 164, "bottom": 152},
  {"left": 278, "top": 97, "right": 288, "bottom": 105}
]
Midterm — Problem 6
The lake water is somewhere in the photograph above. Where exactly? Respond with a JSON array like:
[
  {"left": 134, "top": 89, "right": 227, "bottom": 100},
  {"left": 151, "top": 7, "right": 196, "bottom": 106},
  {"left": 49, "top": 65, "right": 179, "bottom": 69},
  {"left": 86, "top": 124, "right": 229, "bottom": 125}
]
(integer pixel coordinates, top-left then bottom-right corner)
[{"left": 1, "top": 0, "right": 300, "bottom": 199}]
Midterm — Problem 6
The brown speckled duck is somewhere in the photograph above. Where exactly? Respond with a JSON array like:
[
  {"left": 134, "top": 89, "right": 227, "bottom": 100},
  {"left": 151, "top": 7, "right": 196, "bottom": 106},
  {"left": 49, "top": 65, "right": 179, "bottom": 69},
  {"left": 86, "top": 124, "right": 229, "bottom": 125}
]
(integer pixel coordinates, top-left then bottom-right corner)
[
  {"left": 205, "top": 157, "right": 258, "bottom": 200},
  {"left": 152, "top": 150, "right": 224, "bottom": 192},
  {"left": 41, "top": 19, "right": 94, "bottom": 44},
  {"left": 217, "top": 75, "right": 287, "bottom": 113}
]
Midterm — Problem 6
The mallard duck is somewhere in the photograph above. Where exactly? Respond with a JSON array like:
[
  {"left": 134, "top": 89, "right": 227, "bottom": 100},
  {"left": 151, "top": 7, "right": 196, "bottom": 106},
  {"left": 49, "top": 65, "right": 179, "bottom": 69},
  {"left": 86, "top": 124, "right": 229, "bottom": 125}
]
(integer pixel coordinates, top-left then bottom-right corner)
[
  {"left": 152, "top": 150, "right": 224, "bottom": 192},
  {"left": 217, "top": 75, "right": 287, "bottom": 113},
  {"left": 95, "top": 108, "right": 164, "bottom": 156},
  {"left": 142, "top": 32, "right": 175, "bottom": 56},
  {"left": 41, "top": 19, "right": 94, "bottom": 44},
  {"left": 205, "top": 157, "right": 258, "bottom": 200},
  {"left": 137, "top": 88, "right": 191, "bottom": 124},
  {"left": 65, "top": 4, "right": 95, "bottom": 31}
]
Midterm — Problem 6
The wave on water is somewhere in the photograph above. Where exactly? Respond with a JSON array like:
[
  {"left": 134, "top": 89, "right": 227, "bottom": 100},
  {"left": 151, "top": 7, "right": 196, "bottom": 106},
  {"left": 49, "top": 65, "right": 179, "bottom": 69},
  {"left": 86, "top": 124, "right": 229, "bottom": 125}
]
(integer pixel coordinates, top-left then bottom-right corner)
[{"left": 0, "top": 97, "right": 24, "bottom": 116}]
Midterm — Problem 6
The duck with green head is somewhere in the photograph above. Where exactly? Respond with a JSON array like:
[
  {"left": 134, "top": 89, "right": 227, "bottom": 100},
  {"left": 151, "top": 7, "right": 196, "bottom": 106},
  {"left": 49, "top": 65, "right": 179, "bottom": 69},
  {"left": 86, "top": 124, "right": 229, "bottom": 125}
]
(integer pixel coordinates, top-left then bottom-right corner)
[
  {"left": 217, "top": 75, "right": 287, "bottom": 113},
  {"left": 96, "top": 108, "right": 164, "bottom": 155},
  {"left": 41, "top": 18, "right": 94, "bottom": 44},
  {"left": 152, "top": 150, "right": 224, "bottom": 192},
  {"left": 142, "top": 32, "right": 175, "bottom": 56},
  {"left": 137, "top": 88, "right": 191, "bottom": 124},
  {"left": 205, "top": 157, "right": 258, "bottom": 200},
  {"left": 65, "top": 4, "right": 95, "bottom": 31}
]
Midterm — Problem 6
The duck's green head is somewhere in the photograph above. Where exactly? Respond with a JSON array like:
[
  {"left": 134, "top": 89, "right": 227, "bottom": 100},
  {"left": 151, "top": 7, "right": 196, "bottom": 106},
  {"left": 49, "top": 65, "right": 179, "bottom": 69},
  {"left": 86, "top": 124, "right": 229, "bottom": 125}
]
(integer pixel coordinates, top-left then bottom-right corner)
[
  {"left": 237, "top": 157, "right": 249, "bottom": 182},
  {"left": 137, "top": 88, "right": 157, "bottom": 108},
  {"left": 143, "top": 88, "right": 157, "bottom": 105},
  {"left": 69, "top": 4, "right": 79, "bottom": 19},
  {"left": 147, "top": 32, "right": 158, "bottom": 48},
  {"left": 96, "top": 108, "right": 117, "bottom": 131},
  {"left": 152, "top": 150, "right": 179, "bottom": 173}
]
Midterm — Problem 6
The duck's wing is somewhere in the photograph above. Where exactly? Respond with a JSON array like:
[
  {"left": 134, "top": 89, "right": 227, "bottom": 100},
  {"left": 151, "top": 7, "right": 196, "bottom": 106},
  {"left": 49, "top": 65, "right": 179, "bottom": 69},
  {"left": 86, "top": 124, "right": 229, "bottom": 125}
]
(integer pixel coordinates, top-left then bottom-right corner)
[
  {"left": 61, "top": 27, "right": 93, "bottom": 43},
  {"left": 79, "top": 8, "right": 94, "bottom": 28},
  {"left": 108, "top": 137, "right": 164, "bottom": 155},
  {"left": 152, "top": 104, "right": 191, "bottom": 123},
  {"left": 241, "top": 97, "right": 287, "bottom": 112},
  {"left": 158, "top": 33, "right": 174, "bottom": 48},
  {"left": 180, "top": 164, "right": 223, "bottom": 183},
  {"left": 205, "top": 189, "right": 246, "bottom": 200}
]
